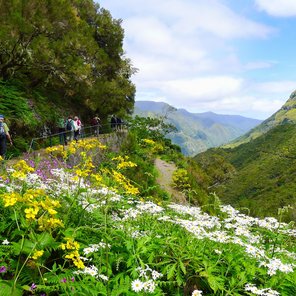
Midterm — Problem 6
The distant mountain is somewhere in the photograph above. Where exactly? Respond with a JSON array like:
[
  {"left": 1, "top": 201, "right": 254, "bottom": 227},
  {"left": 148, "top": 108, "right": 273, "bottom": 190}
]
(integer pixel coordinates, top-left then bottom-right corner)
[
  {"left": 134, "top": 101, "right": 262, "bottom": 155},
  {"left": 227, "top": 90, "right": 296, "bottom": 147}
]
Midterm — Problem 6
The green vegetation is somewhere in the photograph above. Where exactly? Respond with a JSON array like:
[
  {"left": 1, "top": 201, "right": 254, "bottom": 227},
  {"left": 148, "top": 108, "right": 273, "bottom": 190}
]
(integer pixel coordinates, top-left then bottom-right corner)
[
  {"left": 195, "top": 123, "right": 296, "bottom": 220},
  {"left": 0, "top": 122, "right": 295, "bottom": 295},
  {"left": 0, "top": 1, "right": 296, "bottom": 294},
  {"left": 0, "top": 0, "right": 135, "bottom": 155}
]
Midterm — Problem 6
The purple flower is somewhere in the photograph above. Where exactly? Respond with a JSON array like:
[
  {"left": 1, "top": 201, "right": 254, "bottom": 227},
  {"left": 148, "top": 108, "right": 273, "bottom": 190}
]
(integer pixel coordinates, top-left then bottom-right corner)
[
  {"left": 71, "top": 277, "right": 75, "bottom": 282},
  {"left": 0, "top": 266, "right": 7, "bottom": 273},
  {"left": 61, "top": 278, "right": 67, "bottom": 283},
  {"left": 30, "top": 283, "right": 37, "bottom": 290}
]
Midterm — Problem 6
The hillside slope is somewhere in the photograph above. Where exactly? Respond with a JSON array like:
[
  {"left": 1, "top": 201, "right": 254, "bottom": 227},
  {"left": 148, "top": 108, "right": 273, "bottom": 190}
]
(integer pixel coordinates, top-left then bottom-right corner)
[
  {"left": 194, "top": 123, "right": 296, "bottom": 219},
  {"left": 228, "top": 90, "right": 296, "bottom": 147},
  {"left": 134, "top": 101, "right": 261, "bottom": 155}
]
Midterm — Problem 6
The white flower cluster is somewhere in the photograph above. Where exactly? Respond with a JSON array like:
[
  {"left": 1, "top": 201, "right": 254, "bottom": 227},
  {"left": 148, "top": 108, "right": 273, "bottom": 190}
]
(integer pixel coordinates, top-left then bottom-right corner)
[
  {"left": 163, "top": 204, "right": 295, "bottom": 276},
  {"left": 136, "top": 201, "right": 164, "bottom": 214},
  {"left": 83, "top": 242, "right": 111, "bottom": 255},
  {"left": 73, "top": 265, "right": 108, "bottom": 280},
  {"left": 245, "top": 283, "right": 280, "bottom": 295},
  {"left": 136, "top": 265, "right": 163, "bottom": 280},
  {"left": 131, "top": 230, "right": 149, "bottom": 238},
  {"left": 131, "top": 279, "right": 156, "bottom": 293},
  {"left": 2, "top": 239, "right": 10, "bottom": 245},
  {"left": 192, "top": 290, "right": 203, "bottom": 296},
  {"left": 131, "top": 265, "right": 163, "bottom": 293},
  {"left": 119, "top": 201, "right": 163, "bottom": 221},
  {"left": 259, "top": 258, "right": 294, "bottom": 276},
  {"left": 77, "top": 187, "right": 123, "bottom": 213},
  {"left": 169, "top": 204, "right": 221, "bottom": 229}
]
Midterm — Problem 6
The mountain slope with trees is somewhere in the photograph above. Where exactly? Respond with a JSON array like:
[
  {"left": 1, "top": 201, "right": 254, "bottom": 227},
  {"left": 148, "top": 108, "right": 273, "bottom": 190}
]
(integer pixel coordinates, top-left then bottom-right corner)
[
  {"left": 0, "top": 0, "right": 135, "bottom": 154},
  {"left": 194, "top": 122, "right": 296, "bottom": 220}
]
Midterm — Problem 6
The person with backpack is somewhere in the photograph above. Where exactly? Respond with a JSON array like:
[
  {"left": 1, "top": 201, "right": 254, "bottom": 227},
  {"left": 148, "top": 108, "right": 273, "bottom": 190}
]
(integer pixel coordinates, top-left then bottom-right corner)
[
  {"left": 57, "top": 117, "right": 67, "bottom": 145},
  {"left": 66, "top": 116, "right": 74, "bottom": 142},
  {"left": 0, "top": 114, "right": 13, "bottom": 158},
  {"left": 73, "top": 116, "right": 82, "bottom": 142}
]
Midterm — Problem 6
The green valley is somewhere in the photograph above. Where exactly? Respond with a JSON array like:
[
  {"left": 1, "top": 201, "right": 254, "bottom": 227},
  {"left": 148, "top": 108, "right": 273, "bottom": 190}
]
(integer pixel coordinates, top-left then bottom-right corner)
[{"left": 194, "top": 122, "right": 296, "bottom": 220}]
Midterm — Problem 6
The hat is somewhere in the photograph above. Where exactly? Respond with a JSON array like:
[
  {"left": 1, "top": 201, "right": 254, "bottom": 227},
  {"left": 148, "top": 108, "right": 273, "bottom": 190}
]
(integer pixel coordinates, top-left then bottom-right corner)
[{"left": 0, "top": 115, "right": 4, "bottom": 119}]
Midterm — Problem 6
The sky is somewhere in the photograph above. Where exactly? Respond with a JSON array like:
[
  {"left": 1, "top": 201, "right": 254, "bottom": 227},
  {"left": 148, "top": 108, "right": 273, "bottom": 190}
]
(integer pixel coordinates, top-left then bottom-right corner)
[{"left": 98, "top": 0, "right": 296, "bottom": 119}]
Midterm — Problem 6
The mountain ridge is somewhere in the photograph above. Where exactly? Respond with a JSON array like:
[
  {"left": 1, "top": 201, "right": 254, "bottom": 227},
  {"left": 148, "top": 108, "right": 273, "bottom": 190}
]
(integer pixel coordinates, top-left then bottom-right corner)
[
  {"left": 134, "top": 100, "right": 262, "bottom": 155},
  {"left": 226, "top": 90, "right": 296, "bottom": 147}
]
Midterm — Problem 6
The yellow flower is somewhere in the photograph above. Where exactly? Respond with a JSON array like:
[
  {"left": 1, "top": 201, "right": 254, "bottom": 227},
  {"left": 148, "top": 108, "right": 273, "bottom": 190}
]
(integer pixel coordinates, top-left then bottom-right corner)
[
  {"left": 32, "top": 250, "right": 44, "bottom": 260},
  {"left": 73, "top": 258, "right": 85, "bottom": 269},
  {"left": 90, "top": 173, "right": 102, "bottom": 183},
  {"left": 60, "top": 238, "right": 80, "bottom": 250},
  {"left": 45, "top": 145, "right": 64, "bottom": 155},
  {"left": 75, "top": 169, "right": 89, "bottom": 178},
  {"left": 13, "top": 160, "right": 34, "bottom": 173},
  {"left": 2, "top": 192, "right": 20, "bottom": 207},
  {"left": 47, "top": 208, "right": 57, "bottom": 215},
  {"left": 24, "top": 207, "right": 39, "bottom": 220},
  {"left": 11, "top": 171, "right": 26, "bottom": 179},
  {"left": 45, "top": 218, "right": 64, "bottom": 229},
  {"left": 142, "top": 139, "right": 155, "bottom": 145}
]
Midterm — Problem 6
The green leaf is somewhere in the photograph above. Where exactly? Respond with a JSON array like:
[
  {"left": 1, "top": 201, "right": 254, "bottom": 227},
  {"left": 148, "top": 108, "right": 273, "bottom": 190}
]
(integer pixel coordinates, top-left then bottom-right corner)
[
  {"left": 36, "top": 232, "right": 55, "bottom": 248},
  {"left": 0, "top": 280, "right": 22, "bottom": 296},
  {"left": 167, "top": 263, "right": 176, "bottom": 280},
  {"left": 179, "top": 259, "right": 186, "bottom": 275}
]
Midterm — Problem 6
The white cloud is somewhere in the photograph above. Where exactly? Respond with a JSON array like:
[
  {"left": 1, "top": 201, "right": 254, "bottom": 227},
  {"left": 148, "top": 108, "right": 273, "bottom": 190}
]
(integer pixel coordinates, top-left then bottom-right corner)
[
  {"left": 166, "top": 95, "right": 284, "bottom": 119},
  {"left": 244, "top": 61, "right": 275, "bottom": 70},
  {"left": 99, "top": 0, "right": 289, "bottom": 119},
  {"left": 255, "top": 81, "right": 296, "bottom": 93},
  {"left": 135, "top": 78, "right": 294, "bottom": 119},
  {"left": 255, "top": 0, "right": 296, "bottom": 17},
  {"left": 160, "top": 76, "right": 243, "bottom": 100}
]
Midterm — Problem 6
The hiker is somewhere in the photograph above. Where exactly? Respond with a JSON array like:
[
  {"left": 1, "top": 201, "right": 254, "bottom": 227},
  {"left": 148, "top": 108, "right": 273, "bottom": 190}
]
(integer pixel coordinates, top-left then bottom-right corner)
[
  {"left": 0, "top": 114, "right": 13, "bottom": 158},
  {"left": 73, "top": 116, "right": 82, "bottom": 142},
  {"left": 57, "top": 117, "right": 67, "bottom": 145},
  {"left": 91, "top": 116, "right": 101, "bottom": 135},
  {"left": 111, "top": 115, "right": 117, "bottom": 130},
  {"left": 116, "top": 117, "right": 123, "bottom": 131},
  {"left": 66, "top": 116, "right": 74, "bottom": 142}
]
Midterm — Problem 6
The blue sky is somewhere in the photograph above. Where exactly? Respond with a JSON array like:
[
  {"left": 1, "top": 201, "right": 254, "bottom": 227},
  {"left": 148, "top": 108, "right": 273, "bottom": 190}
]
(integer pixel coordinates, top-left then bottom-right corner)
[{"left": 98, "top": 0, "right": 296, "bottom": 119}]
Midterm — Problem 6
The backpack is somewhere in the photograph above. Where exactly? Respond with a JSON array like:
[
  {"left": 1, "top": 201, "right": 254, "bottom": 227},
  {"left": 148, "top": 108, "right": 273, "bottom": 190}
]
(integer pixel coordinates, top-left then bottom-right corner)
[
  {"left": 66, "top": 120, "right": 72, "bottom": 131},
  {"left": 0, "top": 122, "right": 6, "bottom": 139}
]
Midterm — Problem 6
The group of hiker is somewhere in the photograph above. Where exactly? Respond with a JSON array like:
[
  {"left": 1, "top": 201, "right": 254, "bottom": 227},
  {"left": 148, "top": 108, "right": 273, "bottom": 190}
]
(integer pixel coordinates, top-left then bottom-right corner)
[
  {"left": 57, "top": 116, "right": 83, "bottom": 145},
  {"left": 0, "top": 113, "right": 126, "bottom": 158},
  {"left": 111, "top": 114, "right": 124, "bottom": 130}
]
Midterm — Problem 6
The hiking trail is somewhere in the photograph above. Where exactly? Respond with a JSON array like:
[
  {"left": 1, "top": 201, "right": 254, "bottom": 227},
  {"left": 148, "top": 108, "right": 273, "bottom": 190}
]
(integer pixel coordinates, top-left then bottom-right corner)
[{"left": 154, "top": 158, "right": 187, "bottom": 204}]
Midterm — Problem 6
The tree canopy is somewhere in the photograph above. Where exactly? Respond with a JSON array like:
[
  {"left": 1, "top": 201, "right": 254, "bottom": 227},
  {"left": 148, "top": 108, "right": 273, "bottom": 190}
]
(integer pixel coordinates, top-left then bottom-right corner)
[{"left": 0, "top": 0, "right": 136, "bottom": 120}]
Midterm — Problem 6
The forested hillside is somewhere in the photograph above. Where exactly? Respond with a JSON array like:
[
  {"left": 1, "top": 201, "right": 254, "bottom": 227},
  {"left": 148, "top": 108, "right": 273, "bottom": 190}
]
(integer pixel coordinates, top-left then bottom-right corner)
[
  {"left": 194, "top": 122, "right": 296, "bottom": 220},
  {"left": 0, "top": 0, "right": 135, "bottom": 154}
]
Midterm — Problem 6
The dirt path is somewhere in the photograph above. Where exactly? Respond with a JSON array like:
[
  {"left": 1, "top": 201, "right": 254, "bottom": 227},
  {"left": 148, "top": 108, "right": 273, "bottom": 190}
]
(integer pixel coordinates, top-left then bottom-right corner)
[{"left": 154, "top": 158, "right": 187, "bottom": 204}]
